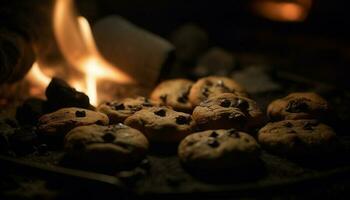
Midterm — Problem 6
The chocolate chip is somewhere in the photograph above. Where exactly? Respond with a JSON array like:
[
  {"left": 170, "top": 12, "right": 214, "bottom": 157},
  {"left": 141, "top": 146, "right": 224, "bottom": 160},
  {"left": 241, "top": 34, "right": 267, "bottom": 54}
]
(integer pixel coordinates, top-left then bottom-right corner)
[
  {"left": 154, "top": 109, "right": 166, "bottom": 117},
  {"left": 114, "top": 103, "right": 125, "bottom": 110},
  {"left": 207, "top": 139, "right": 220, "bottom": 148},
  {"left": 202, "top": 87, "right": 210, "bottom": 97},
  {"left": 177, "top": 95, "right": 188, "bottom": 103},
  {"left": 283, "top": 122, "right": 293, "bottom": 128},
  {"left": 220, "top": 99, "right": 231, "bottom": 107},
  {"left": 286, "top": 99, "right": 309, "bottom": 113},
  {"left": 102, "top": 132, "right": 116, "bottom": 142},
  {"left": 176, "top": 115, "right": 190, "bottom": 125},
  {"left": 209, "top": 131, "right": 219, "bottom": 138},
  {"left": 237, "top": 99, "right": 249, "bottom": 110},
  {"left": 160, "top": 94, "right": 168, "bottom": 103},
  {"left": 75, "top": 110, "right": 86, "bottom": 117},
  {"left": 106, "top": 102, "right": 111, "bottom": 106}
]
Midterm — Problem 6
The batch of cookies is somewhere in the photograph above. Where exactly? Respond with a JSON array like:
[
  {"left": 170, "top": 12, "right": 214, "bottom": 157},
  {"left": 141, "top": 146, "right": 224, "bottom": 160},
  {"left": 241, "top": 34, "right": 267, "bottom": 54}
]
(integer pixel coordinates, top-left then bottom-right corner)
[{"left": 37, "top": 76, "right": 338, "bottom": 173}]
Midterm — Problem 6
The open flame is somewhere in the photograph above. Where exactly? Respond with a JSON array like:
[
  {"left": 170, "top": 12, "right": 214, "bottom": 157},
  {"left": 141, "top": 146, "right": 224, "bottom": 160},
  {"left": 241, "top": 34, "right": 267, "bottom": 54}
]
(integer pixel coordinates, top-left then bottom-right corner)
[
  {"left": 252, "top": 0, "right": 312, "bottom": 22},
  {"left": 26, "top": 0, "right": 133, "bottom": 106}
]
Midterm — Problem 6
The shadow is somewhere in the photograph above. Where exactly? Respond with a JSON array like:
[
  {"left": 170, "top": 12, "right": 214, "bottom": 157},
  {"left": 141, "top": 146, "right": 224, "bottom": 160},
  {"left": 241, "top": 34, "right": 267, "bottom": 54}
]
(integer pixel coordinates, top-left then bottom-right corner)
[{"left": 182, "top": 159, "right": 267, "bottom": 184}]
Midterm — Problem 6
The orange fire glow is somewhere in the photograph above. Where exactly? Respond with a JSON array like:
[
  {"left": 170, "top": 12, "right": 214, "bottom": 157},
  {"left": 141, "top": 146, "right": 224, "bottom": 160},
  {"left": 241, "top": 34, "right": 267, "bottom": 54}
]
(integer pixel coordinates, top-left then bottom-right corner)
[
  {"left": 252, "top": 0, "right": 312, "bottom": 22},
  {"left": 26, "top": 0, "right": 134, "bottom": 106}
]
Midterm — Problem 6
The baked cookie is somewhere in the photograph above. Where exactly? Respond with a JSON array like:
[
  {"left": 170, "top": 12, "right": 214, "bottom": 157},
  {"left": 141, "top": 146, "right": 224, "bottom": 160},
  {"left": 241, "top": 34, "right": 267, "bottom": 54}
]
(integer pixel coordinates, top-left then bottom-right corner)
[
  {"left": 192, "top": 93, "right": 264, "bottom": 131},
  {"left": 178, "top": 129, "right": 261, "bottom": 170},
  {"left": 124, "top": 107, "right": 195, "bottom": 144},
  {"left": 267, "top": 92, "right": 330, "bottom": 121},
  {"left": 257, "top": 120, "right": 337, "bottom": 157},
  {"left": 98, "top": 97, "right": 159, "bottom": 124},
  {"left": 38, "top": 107, "right": 109, "bottom": 138},
  {"left": 189, "top": 76, "right": 248, "bottom": 107},
  {"left": 150, "top": 79, "right": 194, "bottom": 112},
  {"left": 64, "top": 124, "right": 149, "bottom": 171}
]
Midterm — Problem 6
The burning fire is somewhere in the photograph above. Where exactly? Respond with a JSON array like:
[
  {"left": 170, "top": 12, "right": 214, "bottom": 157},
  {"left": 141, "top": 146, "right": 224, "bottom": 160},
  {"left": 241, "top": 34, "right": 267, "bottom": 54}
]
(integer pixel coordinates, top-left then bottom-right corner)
[
  {"left": 26, "top": 0, "right": 133, "bottom": 106},
  {"left": 252, "top": 0, "right": 312, "bottom": 22}
]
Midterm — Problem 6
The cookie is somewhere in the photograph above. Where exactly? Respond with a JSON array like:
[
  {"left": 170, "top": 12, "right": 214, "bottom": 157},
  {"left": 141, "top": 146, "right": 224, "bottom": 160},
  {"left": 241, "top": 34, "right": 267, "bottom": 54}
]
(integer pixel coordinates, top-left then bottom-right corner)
[
  {"left": 257, "top": 120, "right": 337, "bottom": 157},
  {"left": 124, "top": 107, "right": 195, "bottom": 144},
  {"left": 98, "top": 97, "right": 159, "bottom": 124},
  {"left": 64, "top": 124, "right": 149, "bottom": 171},
  {"left": 192, "top": 93, "right": 264, "bottom": 131},
  {"left": 267, "top": 92, "right": 330, "bottom": 121},
  {"left": 150, "top": 79, "right": 194, "bottom": 112},
  {"left": 189, "top": 76, "right": 248, "bottom": 107},
  {"left": 38, "top": 107, "right": 109, "bottom": 138},
  {"left": 178, "top": 129, "right": 261, "bottom": 170}
]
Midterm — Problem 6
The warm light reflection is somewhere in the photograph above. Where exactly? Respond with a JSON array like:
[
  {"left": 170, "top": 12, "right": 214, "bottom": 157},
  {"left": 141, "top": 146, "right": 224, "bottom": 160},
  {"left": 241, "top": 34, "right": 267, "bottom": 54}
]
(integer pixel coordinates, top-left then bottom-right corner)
[
  {"left": 252, "top": 0, "right": 312, "bottom": 22},
  {"left": 26, "top": 62, "right": 51, "bottom": 97},
  {"left": 47, "top": 0, "right": 134, "bottom": 105}
]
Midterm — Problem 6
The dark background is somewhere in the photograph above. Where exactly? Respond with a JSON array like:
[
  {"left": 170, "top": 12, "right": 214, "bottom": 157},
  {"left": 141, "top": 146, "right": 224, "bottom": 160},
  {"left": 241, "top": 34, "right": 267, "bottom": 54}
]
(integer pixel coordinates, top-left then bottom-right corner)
[{"left": 76, "top": 0, "right": 350, "bottom": 88}]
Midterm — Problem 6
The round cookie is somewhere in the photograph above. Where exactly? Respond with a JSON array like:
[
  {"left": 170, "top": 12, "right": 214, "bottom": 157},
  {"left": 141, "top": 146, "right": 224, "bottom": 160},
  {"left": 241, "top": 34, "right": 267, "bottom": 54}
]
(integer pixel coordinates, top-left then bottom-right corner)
[
  {"left": 189, "top": 76, "right": 248, "bottom": 107},
  {"left": 150, "top": 79, "right": 194, "bottom": 113},
  {"left": 38, "top": 107, "right": 109, "bottom": 138},
  {"left": 257, "top": 120, "right": 337, "bottom": 157},
  {"left": 124, "top": 107, "right": 195, "bottom": 144},
  {"left": 192, "top": 93, "right": 264, "bottom": 131},
  {"left": 267, "top": 92, "right": 330, "bottom": 121},
  {"left": 178, "top": 129, "right": 261, "bottom": 170},
  {"left": 64, "top": 124, "right": 149, "bottom": 171},
  {"left": 98, "top": 96, "right": 159, "bottom": 124}
]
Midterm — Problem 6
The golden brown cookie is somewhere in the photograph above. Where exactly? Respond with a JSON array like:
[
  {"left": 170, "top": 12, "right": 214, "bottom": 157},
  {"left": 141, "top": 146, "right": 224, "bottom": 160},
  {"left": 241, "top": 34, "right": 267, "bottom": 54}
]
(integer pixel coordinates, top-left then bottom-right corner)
[
  {"left": 258, "top": 120, "right": 337, "bottom": 157},
  {"left": 178, "top": 129, "right": 261, "bottom": 170},
  {"left": 98, "top": 97, "right": 159, "bottom": 124},
  {"left": 150, "top": 79, "right": 194, "bottom": 113},
  {"left": 267, "top": 92, "right": 330, "bottom": 121},
  {"left": 192, "top": 93, "right": 264, "bottom": 131},
  {"left": 189, "top": 76, "right": 248, "bottom": 107},
  {"left": 124, "top": 107, "right": 195, "bottom": 144},
  {"left": 64, "top": 124, "right": 149, "bottom": 171},
  {"left": 38, "top": 107, "right": 109, "bottom": 138}
]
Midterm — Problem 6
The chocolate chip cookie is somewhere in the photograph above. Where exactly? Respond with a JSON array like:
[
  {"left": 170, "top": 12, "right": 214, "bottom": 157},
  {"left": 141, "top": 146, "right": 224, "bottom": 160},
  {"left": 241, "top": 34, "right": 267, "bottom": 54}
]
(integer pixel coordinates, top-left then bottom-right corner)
[
  {"left": 192, "top": 93, "right": 264, "bottom": 131},
  {"left": 124, "top": 107, "right": 195, "bottom": 144},
  {"left": 178, "top": 129, "right": 261, "bottom": 170},
  {"left": 38, "top": 107, "right": 109, "bottom": 138},
  {"left": 258, "top": 120, "right": 337, "bottom": 157},
  {"left": 189, "top": 76, "right": 248, "bottom": 107},
  {"left": 150, "top": 79, "right": 194, "bottom": 112},
  {"left": 98, "top": 97, "right": 159, "bottom": 124},
  {"left": 267, "top": 92, "right": 330, "bottom": 121},
  {"left": 64, "top": 124, "right": 149, "bottom": 171}
]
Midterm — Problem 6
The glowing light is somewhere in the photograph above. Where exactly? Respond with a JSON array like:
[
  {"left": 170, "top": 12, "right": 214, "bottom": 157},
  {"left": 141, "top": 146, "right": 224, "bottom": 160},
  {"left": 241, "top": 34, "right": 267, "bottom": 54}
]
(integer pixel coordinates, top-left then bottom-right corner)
[
  {"left": 26, "top": 62, "right": 51, "bottom": 97},
  {"left": 51, "top": 0, "right": 133, "bottom": 105},
  {"left": 252, "top": 0, "right": 312, "bottom": 22}
]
